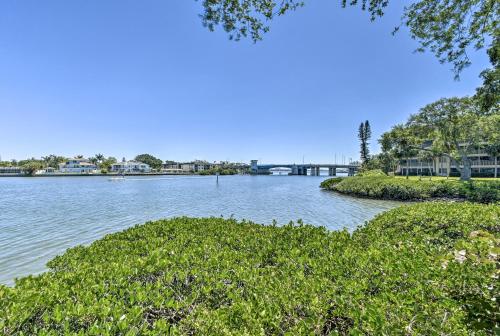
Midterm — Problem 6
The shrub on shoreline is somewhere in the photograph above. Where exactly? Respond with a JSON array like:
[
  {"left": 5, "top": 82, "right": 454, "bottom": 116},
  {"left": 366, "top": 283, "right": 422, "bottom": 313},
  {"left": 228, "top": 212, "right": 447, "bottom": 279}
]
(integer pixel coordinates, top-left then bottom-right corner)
[
  {"left": 1, "top": 203, "right": 498, "bottom": 334},
  {"left": 321, "top": 175, "right": 500, "bottom": 203}
]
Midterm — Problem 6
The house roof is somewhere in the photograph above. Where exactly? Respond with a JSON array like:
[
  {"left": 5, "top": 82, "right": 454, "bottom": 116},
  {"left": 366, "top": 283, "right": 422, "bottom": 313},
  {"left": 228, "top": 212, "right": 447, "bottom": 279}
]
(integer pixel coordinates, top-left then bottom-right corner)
[{"left": 112, "top": 161, "right": 149, "bottom": 166}]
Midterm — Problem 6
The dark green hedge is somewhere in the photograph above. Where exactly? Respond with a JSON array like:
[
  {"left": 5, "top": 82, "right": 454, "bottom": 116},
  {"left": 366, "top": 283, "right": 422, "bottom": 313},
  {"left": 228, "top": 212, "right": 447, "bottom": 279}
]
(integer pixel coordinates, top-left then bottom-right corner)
[
  {"left": 1, "top": 203, "right": 498, "bottom": 334},
  {"left": 321, "top": 176, "right": 500, "bottom": 203}
]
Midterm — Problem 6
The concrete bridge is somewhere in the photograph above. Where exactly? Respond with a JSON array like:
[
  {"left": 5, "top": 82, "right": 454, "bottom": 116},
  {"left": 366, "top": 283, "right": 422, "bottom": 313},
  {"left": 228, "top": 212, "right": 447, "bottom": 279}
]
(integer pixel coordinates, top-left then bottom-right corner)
[{"left": 250, "top": 160, "right": 360, "bottom": 176}]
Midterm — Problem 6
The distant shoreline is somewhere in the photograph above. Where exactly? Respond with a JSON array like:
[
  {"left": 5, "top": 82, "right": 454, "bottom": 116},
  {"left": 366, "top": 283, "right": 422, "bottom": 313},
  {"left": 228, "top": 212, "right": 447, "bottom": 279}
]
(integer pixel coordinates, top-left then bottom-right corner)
[{"left": 0, "top": 172, "right": 202, "bottom": 177}]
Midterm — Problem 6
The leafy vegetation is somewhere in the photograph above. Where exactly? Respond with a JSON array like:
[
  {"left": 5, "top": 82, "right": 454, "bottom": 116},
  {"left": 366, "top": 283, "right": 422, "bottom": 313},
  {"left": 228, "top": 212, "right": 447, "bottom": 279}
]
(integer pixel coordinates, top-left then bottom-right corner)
[
  {"left": 135, "top": 154, "right": 164, "bottom": 171},
  {"left": 198, "top": 1, "right": 499, "bottom": 78},
  {"left": 41, "top": 155, "right": 67, "bottom": 169},
  {"left": 20, "top": 161, "right": 43, "bottom": 176},
  {"left": 380, "top": 97, "right": 499, "bottom": 181},
  {"left": 1, "top": 203, "right": 498, "bottom": 334},
  {"left": 319, "top": 177, "right": 344, "bottom": 189},
  {"left": 98, "top": 157, "right": 118, "bottom": 172},
  {"left": 357, "top": 169, "right": 386, "bottom": 177},
  {"left": 198, "top": 167, "right": 238, "bottom": 175},
  {"left": 322, "top": 174, "right": 500, "bottom": 203},
  {"left": 358, "top": 120, "right": 371, "bottom": 164}
]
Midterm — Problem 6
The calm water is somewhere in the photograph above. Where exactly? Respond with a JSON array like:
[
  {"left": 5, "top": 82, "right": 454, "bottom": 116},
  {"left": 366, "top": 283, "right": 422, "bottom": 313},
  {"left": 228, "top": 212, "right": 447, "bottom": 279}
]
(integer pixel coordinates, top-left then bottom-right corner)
[{"left": 0, "top": 175, "right": 400, "bottom": 285}]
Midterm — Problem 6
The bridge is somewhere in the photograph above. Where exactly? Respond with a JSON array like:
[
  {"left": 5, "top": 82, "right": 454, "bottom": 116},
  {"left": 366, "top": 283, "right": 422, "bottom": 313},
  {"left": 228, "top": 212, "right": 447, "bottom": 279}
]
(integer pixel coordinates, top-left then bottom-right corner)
[{"left": 250, "top": 160, "right": 360, "bottom": 176}]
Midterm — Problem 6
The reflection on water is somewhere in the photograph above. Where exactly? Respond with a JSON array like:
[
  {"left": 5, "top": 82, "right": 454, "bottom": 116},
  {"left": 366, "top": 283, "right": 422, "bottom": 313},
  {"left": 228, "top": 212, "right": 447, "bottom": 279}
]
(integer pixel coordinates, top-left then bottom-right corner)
[{"left": 0, "top": 175, "right": 400, "bottom": 285}]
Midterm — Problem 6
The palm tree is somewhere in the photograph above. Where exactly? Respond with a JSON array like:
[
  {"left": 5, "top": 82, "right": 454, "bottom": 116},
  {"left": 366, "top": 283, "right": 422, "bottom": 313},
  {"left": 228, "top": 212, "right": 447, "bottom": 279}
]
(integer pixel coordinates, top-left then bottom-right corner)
[
  {"left": 42, "top": 156, "right": 51, "bottom": 168},
  {"left": 95, "top": 153, "right": 104, "bottom": 164},
  {"left": 89, "top": 157, "right": 98, "bottom": 167}
]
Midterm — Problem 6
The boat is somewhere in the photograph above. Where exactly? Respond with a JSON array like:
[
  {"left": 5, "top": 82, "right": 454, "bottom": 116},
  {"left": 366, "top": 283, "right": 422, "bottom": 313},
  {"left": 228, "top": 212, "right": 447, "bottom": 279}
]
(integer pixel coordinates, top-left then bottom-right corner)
[
  {"left": 269, "top": 167, "right": 292, "bottom": 175},
  {"left": 108, "top": 170, "right": 126, "bottom": 181}
]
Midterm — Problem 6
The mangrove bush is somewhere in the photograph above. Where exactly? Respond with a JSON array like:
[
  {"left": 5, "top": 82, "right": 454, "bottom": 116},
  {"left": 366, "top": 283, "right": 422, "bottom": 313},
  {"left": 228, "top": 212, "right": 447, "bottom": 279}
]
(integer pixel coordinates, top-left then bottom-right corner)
[
  {"left": 0, "top": 203, "right": 498, "bottom": 334},
  {"left": 321, "top": 175, "right": 500, "bottom": 203}
]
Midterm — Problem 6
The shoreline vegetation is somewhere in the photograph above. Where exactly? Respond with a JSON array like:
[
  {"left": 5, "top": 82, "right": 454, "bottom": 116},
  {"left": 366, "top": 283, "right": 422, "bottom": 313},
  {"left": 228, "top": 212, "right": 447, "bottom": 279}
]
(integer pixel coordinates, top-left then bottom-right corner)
[
  {"left": 320, "top": 170, "right": 500, "bottom": 203},
  {"left": 1, "top": 203, "right": 498, "bottom": 334},
  {"left": 0, "top": 171, "right": 239, "bottom": 177}
]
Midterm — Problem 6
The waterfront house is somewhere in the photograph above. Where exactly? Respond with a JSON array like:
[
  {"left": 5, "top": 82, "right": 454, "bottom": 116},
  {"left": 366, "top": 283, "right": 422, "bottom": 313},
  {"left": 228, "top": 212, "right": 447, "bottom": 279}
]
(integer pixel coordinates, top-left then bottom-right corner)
[
  {"left": 0, "top": 166, "right": 24, "bottom": 175},
  {"left": 110, "top": 161, "right": 151, "bottom": 173},
  {"left": 35, "top": 167, "right": 56, "bottom": 175},
  {"left": 59, "top": 159, "right": 97, "bottom": 174},
  {"left": 164, "top": 160, "right": 249, "bottom": 174},
  {"left": 164, "top": 160, "right": 214, "bottom": 173}
]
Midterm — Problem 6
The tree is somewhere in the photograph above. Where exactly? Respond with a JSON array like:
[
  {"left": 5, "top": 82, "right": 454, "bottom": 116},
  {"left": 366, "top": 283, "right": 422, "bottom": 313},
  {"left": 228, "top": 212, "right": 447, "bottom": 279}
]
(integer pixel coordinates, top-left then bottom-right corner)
[
  {"left": 358, "top": 153, "right": 394, "bottom": 174},
  {"left": 198, "top": 0, "right": 499, "bottom": 76},
  {"left": 380, "top": 124, "right": 418, "bottom": 179},
  {"left": 379, "top": 132, "right": 400, "bottom": 175},
  {"left": 475, "top": 36, "right": 499, "bottom": 112},
  {"left": 95, "top": 153, "right": 105, "bottom": 165},
  {"left": 358, "top": 120, "right": 371, "bottom": 163},
  {"left": 400, "top": 97, "right": 495, "bottom": 181},
  {"left": 134, "top": 154, "right": 163, "bottom": 171},
  {"left": 482, "top": 113, "right": 500, "bottom": 178},
  {"left": 22, "top": 161, "right": 43, "bottom": 176},
  {"left": 41, "top": 155, "right": 67, "bottom": 169},
  {"left": 417, "top": 149, "right": 439, "bottom": 180},
  {"left": 100, "top": 157, "right": 117, "bottom": 171},
  {"left": 42, "top": 156, "right": 51, "bottom": 168},
  {"left": 88, "top": 157, "right": 99, "bottom": 166}
]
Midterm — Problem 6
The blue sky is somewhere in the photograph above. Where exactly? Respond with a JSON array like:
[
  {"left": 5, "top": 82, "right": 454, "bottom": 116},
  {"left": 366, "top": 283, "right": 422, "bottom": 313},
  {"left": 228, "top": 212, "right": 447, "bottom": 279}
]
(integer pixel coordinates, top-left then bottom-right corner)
[{"left": 0, "top": 1, "right": 490, "bottom": 164}]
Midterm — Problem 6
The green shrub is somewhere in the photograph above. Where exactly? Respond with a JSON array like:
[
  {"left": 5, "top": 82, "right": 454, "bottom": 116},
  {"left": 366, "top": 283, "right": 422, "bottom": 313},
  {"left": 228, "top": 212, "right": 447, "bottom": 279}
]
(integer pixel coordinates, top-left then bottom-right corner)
[
  {"left": 357, "top": 169, "right": 387, "bottom": 177},
  {"left": 199, "top": 168, "right": 238, "bottom": 176},
  {"left": 1, "top": 203, "right": 498, "bottom": 334},
  {"left": 321, "top": 175, "right": 500, "bottom": 203},
  {"left": 320, "top": 177, "right": 344, "bottom": 189}
]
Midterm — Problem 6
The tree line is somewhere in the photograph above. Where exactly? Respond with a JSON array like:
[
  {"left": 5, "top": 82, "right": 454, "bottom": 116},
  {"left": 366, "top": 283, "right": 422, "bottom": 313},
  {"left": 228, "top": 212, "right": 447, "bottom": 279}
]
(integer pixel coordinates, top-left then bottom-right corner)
[
  {"left": 358, "top": 95, "right": 499, "bottom": 181},
  {"left": 0, "top": 153, "right": 166, "bottom": 175}
]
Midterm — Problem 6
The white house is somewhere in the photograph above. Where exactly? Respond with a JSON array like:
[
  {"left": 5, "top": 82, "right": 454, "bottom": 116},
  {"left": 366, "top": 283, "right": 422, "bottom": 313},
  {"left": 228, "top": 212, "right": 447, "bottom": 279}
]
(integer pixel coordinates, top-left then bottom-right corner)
[
  {"left": 111, "top": 161, "right": 151, "bottom": 173},
  {"left": 59, "top": 159, "right": 97, "bottom": 174}
]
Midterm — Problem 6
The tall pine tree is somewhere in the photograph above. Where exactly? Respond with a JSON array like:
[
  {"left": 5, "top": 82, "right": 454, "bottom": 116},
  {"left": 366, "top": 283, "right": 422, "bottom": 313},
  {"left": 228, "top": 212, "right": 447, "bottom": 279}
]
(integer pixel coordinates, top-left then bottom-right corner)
[{"left": 358, "top": 120, "right": 371, "bottom": 163}]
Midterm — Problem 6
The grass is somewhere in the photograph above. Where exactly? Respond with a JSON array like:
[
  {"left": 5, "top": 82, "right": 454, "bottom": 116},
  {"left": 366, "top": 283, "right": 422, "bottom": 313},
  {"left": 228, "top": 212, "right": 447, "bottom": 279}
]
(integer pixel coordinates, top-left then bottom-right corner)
[
  {"left": 1, "top": 203, "right": 498, "bottom": 335},
  {"left": 321, "top": 174, "right": 500, "bottom": 203}
]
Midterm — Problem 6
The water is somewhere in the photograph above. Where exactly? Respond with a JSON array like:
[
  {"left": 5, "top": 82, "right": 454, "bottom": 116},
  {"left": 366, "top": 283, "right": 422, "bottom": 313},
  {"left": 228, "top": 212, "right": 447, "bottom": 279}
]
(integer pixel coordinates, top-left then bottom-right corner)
[{"left": 0, "top": 175, "right": 400, "bottom": 285}]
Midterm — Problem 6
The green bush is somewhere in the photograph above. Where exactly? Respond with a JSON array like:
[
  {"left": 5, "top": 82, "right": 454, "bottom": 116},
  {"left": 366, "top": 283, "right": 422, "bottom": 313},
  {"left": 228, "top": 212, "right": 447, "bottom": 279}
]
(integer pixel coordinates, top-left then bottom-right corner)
[
  {"left": 199, "top": 168, "right": 237, "bottom": 176},
  {"left": 357, "top": 169, "right": 387, "bottom": 177},
  {"left": 321, "top": 175, "right": 500, "bottom": 203},
  {"left": 1, "top": 203, "right": 498, "bottom": 334},
  {"left": 319, "top": 177, "right": 344, "bottom": 189}
]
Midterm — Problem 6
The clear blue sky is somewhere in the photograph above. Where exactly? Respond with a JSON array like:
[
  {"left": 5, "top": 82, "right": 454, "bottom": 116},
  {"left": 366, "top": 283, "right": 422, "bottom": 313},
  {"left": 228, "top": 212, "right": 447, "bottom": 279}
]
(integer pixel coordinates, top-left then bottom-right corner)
[{"left": 0, "top": 0, "right": 490, "bottom": 164}]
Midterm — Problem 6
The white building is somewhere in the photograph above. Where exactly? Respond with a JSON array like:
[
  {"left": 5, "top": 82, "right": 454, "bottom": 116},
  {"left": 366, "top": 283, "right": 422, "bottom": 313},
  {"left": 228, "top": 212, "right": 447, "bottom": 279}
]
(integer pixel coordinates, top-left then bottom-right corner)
[
  {"left": 397, "top": 143, "right": 499, "bottom": 178},
  {"left": 0, "top": 167, "right": 24, "bottom": 175},
  {"left": 111, "top": 161, "right": 151, "bottom": 173},
  {"left": 59, "top": 159, "right": 97, "bottom": 174}
]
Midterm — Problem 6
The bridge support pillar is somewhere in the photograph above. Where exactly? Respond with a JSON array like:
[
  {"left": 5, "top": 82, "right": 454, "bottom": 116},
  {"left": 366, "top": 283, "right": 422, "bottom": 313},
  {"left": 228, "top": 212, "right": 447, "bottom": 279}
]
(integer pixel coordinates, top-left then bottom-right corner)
[
  {"left": 328, "top": 167, "right": 336, "bottom": 176},
  {"left": 348, "top": 168, "right": 355, "bottom": 176}
]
